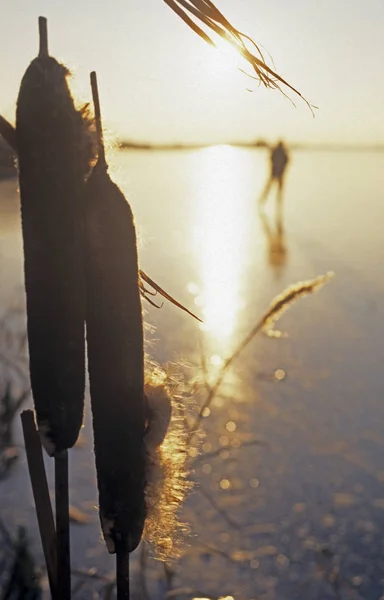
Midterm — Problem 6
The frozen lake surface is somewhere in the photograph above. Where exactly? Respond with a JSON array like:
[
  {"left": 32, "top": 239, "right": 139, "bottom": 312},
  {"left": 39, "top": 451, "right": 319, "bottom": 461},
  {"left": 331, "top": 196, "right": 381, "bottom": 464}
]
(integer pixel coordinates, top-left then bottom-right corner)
[{"left": 1, "top": 147, "right": 384, "bottom": 599}]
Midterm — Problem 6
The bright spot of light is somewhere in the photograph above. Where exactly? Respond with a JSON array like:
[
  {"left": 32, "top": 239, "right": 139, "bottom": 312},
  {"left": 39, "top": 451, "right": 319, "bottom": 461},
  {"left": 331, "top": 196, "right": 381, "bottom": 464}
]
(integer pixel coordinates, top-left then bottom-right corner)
[
  {"left": 220, "top": 479, "right": 231, "bottom": 490},
  {"left": 275, "top": 368, "right": 286, "bottom": 381},
  {"left": 194, "top": 295, "right": 204, "bottom": 307},
  {"left": 210, "top": 40, "right": 240, "bottom": 79},
  {"left": 192, "top": 145, "right": 254, "bottom": 353},
  {"left": 187, "top": 282, "right": 200, "bottom": 295},
  {"left": 226, "top": 421, "right": 236, "bottom": 432},
  {"left": 210, "top": 354, "right": 223, "bottom": 367}
]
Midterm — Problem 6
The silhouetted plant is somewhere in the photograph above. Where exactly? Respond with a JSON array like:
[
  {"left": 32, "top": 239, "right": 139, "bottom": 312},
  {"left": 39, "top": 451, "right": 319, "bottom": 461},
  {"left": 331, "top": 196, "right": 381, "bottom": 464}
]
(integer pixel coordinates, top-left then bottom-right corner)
[{"left": 0, "top": 520, "right": 42, "bottom": 599}]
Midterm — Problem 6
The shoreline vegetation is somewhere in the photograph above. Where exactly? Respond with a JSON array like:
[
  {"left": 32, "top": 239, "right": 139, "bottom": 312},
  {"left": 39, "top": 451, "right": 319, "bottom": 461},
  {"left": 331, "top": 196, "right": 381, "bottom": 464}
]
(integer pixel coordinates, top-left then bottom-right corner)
[
  {"left": 1, "top": 134, "right": 383, "bottom": 181},
  {"left": 1, "top": 139, "right": 383, "bottom": 181},
  {"left": 120, "top": 139, "right": 384, "bottom": 152}
]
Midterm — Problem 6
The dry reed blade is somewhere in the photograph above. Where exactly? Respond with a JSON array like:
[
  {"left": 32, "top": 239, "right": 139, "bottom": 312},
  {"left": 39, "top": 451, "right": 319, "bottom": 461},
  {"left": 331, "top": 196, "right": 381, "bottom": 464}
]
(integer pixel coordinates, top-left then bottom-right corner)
[
  {"left": 189, "top": 272, "right": 333, "bottom": 440},
  {"left": 140, "top": 270, "right": 202, "bottom": 322},
  {"left": 85, "top": 71, "right": 146, "bottom": 559},
  {"left": 16, "top": 16, "right": 87, "bottom": 455},
  {"left": 164, "top": 0, "right": 214, "bottom": 45},
  {"left": 163, "top": 0, "right": 315, "bottom": 111},
  {"left": 190, "top": 0, "right": 270, "bottom": 64}
]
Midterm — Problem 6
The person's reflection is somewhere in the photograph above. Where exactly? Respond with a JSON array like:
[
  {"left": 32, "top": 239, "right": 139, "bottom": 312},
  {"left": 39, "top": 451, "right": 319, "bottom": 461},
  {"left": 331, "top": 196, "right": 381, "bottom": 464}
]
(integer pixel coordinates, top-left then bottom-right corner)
[
  {"left": 259, "top": 140, "right": 289, "bottom": 210},
  {"left": 260, "top": 206, "right": 287, "bottom": 276}
]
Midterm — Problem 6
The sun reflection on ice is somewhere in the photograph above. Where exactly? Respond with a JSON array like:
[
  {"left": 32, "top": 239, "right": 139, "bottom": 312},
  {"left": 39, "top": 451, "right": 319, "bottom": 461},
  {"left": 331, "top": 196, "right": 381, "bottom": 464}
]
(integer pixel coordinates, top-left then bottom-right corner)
[{"left": 190, "top": 145, "right": 255, "bottom": 360}]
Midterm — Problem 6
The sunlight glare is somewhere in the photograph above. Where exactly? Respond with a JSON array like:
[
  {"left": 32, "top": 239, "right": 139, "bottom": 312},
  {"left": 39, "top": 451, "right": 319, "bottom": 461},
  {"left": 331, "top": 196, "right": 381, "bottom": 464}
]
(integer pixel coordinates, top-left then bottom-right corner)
[
  {"left": 191, "top": 145, "right": 253, "bottom": 354},
  {"left": 208, "top": 40, "right": 241, "bottom": 82}
]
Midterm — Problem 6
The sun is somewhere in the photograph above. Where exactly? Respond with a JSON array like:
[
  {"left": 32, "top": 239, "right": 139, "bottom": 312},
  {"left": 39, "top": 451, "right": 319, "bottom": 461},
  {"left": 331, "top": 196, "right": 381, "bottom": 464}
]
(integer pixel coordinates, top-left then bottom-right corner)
[
  {"left": 211, "top": 41, "right": 241, "bottom": 79},
  {"left": 201, "top": 39, "right": 243, "bottom": 86}
]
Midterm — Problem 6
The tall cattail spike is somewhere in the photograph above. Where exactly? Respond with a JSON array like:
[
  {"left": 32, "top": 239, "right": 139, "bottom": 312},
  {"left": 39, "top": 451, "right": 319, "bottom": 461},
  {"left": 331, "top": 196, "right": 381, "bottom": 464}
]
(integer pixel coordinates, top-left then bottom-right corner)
[
  {"left": 38, "top": 17, "right": 49, "bottom": 58},
  {"left": 17, "top": 20, "right": 87, "bottom": 453},
  {"left": 90, "top": 71, "right": 106, "bottom": 166}
]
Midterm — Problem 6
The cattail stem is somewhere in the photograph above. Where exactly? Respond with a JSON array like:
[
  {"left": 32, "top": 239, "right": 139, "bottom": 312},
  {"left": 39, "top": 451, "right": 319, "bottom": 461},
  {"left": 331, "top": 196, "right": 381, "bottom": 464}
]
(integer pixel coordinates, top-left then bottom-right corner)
[
  {"left": 116, "top": 541, "right": 130, "bottom": 599},
  {"left": 20, "top": 410, "right": 57, "bottom": 598},
  {"left": 55, "top": 451, "right": 71, "bottom": 600},
  {"left": 38, "top": 16, "right": 49, "bottom": 57},
  {"left": 90, "top": 71, "right": 106, "bottom": 166}
]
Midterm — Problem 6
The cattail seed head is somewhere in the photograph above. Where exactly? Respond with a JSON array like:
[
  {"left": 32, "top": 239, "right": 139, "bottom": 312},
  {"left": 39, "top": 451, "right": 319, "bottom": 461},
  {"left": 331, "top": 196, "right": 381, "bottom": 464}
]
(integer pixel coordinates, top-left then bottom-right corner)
[{"left": 16, "top": 18, "right": 88, "bottom": 454}]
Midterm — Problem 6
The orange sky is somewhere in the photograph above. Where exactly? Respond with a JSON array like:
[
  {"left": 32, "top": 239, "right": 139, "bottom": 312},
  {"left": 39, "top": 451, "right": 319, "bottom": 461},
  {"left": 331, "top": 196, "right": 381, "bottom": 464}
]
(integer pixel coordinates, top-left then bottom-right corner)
[{"left": 1, "top": 0, "right": 383, "bottom": 145}]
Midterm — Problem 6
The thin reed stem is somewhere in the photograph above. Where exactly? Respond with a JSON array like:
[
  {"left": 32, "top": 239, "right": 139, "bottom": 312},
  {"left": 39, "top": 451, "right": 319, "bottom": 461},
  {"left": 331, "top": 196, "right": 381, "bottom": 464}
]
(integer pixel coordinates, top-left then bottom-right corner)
[
  {"left": 198, "top": 485, "right": 242, "bottom": 531},
  {"left": 193, "top": 438, "right": 263, "bottom": 465},
  {"left": 188, "top": 273, "right": 333, "bottom": 442},
  {"left": 38, "top": 16, "right": 49, "bottom": 58},
  {"left": 116, "top": 541, "right": 130, "bottom": 599},
  {"left": 55, "top": 450, "right": 71, "bottom": 600},
  {"left": 187, "top": 314, "right": 266, "bottom": 442},
  {"left": 90, "top": 71, "right": 106, "bottom": 166},
  {"left": 20, "top": 410, "right": 57, "bottom": 598}
]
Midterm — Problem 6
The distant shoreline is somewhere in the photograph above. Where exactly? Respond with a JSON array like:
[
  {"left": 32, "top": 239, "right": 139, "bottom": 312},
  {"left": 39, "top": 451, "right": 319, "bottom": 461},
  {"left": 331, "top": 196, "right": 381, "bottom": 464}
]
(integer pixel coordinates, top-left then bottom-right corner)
[
  {"left": 1, "top": 142, "right": 383, "bottom": 181},
  {"left": 119, "top": 141, "right": 384, "bottom": 153}
]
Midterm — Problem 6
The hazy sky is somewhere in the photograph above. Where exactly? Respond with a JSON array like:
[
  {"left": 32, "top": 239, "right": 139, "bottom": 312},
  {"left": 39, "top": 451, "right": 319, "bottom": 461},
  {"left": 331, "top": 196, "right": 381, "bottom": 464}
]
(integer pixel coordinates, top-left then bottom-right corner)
[{"left": 1, "top": 1, "right": 383, "bottom": 144}]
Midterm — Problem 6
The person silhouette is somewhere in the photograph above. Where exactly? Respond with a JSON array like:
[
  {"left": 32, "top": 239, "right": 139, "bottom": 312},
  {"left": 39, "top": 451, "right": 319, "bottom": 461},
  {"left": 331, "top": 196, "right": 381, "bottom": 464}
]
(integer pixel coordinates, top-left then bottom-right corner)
[{"left": 259, "top": 140, "right": 289, "bottom": 209}]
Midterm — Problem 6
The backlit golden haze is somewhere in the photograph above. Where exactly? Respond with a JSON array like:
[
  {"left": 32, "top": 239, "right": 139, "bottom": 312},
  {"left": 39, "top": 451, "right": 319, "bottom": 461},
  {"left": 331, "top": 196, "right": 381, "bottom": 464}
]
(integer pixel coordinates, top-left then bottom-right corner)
[
  {"left": 190, "top": 146, "right": 255, "bottom": 352},
  {"left": 1, "top": 0, "right": 384, "bottom": 145}
]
